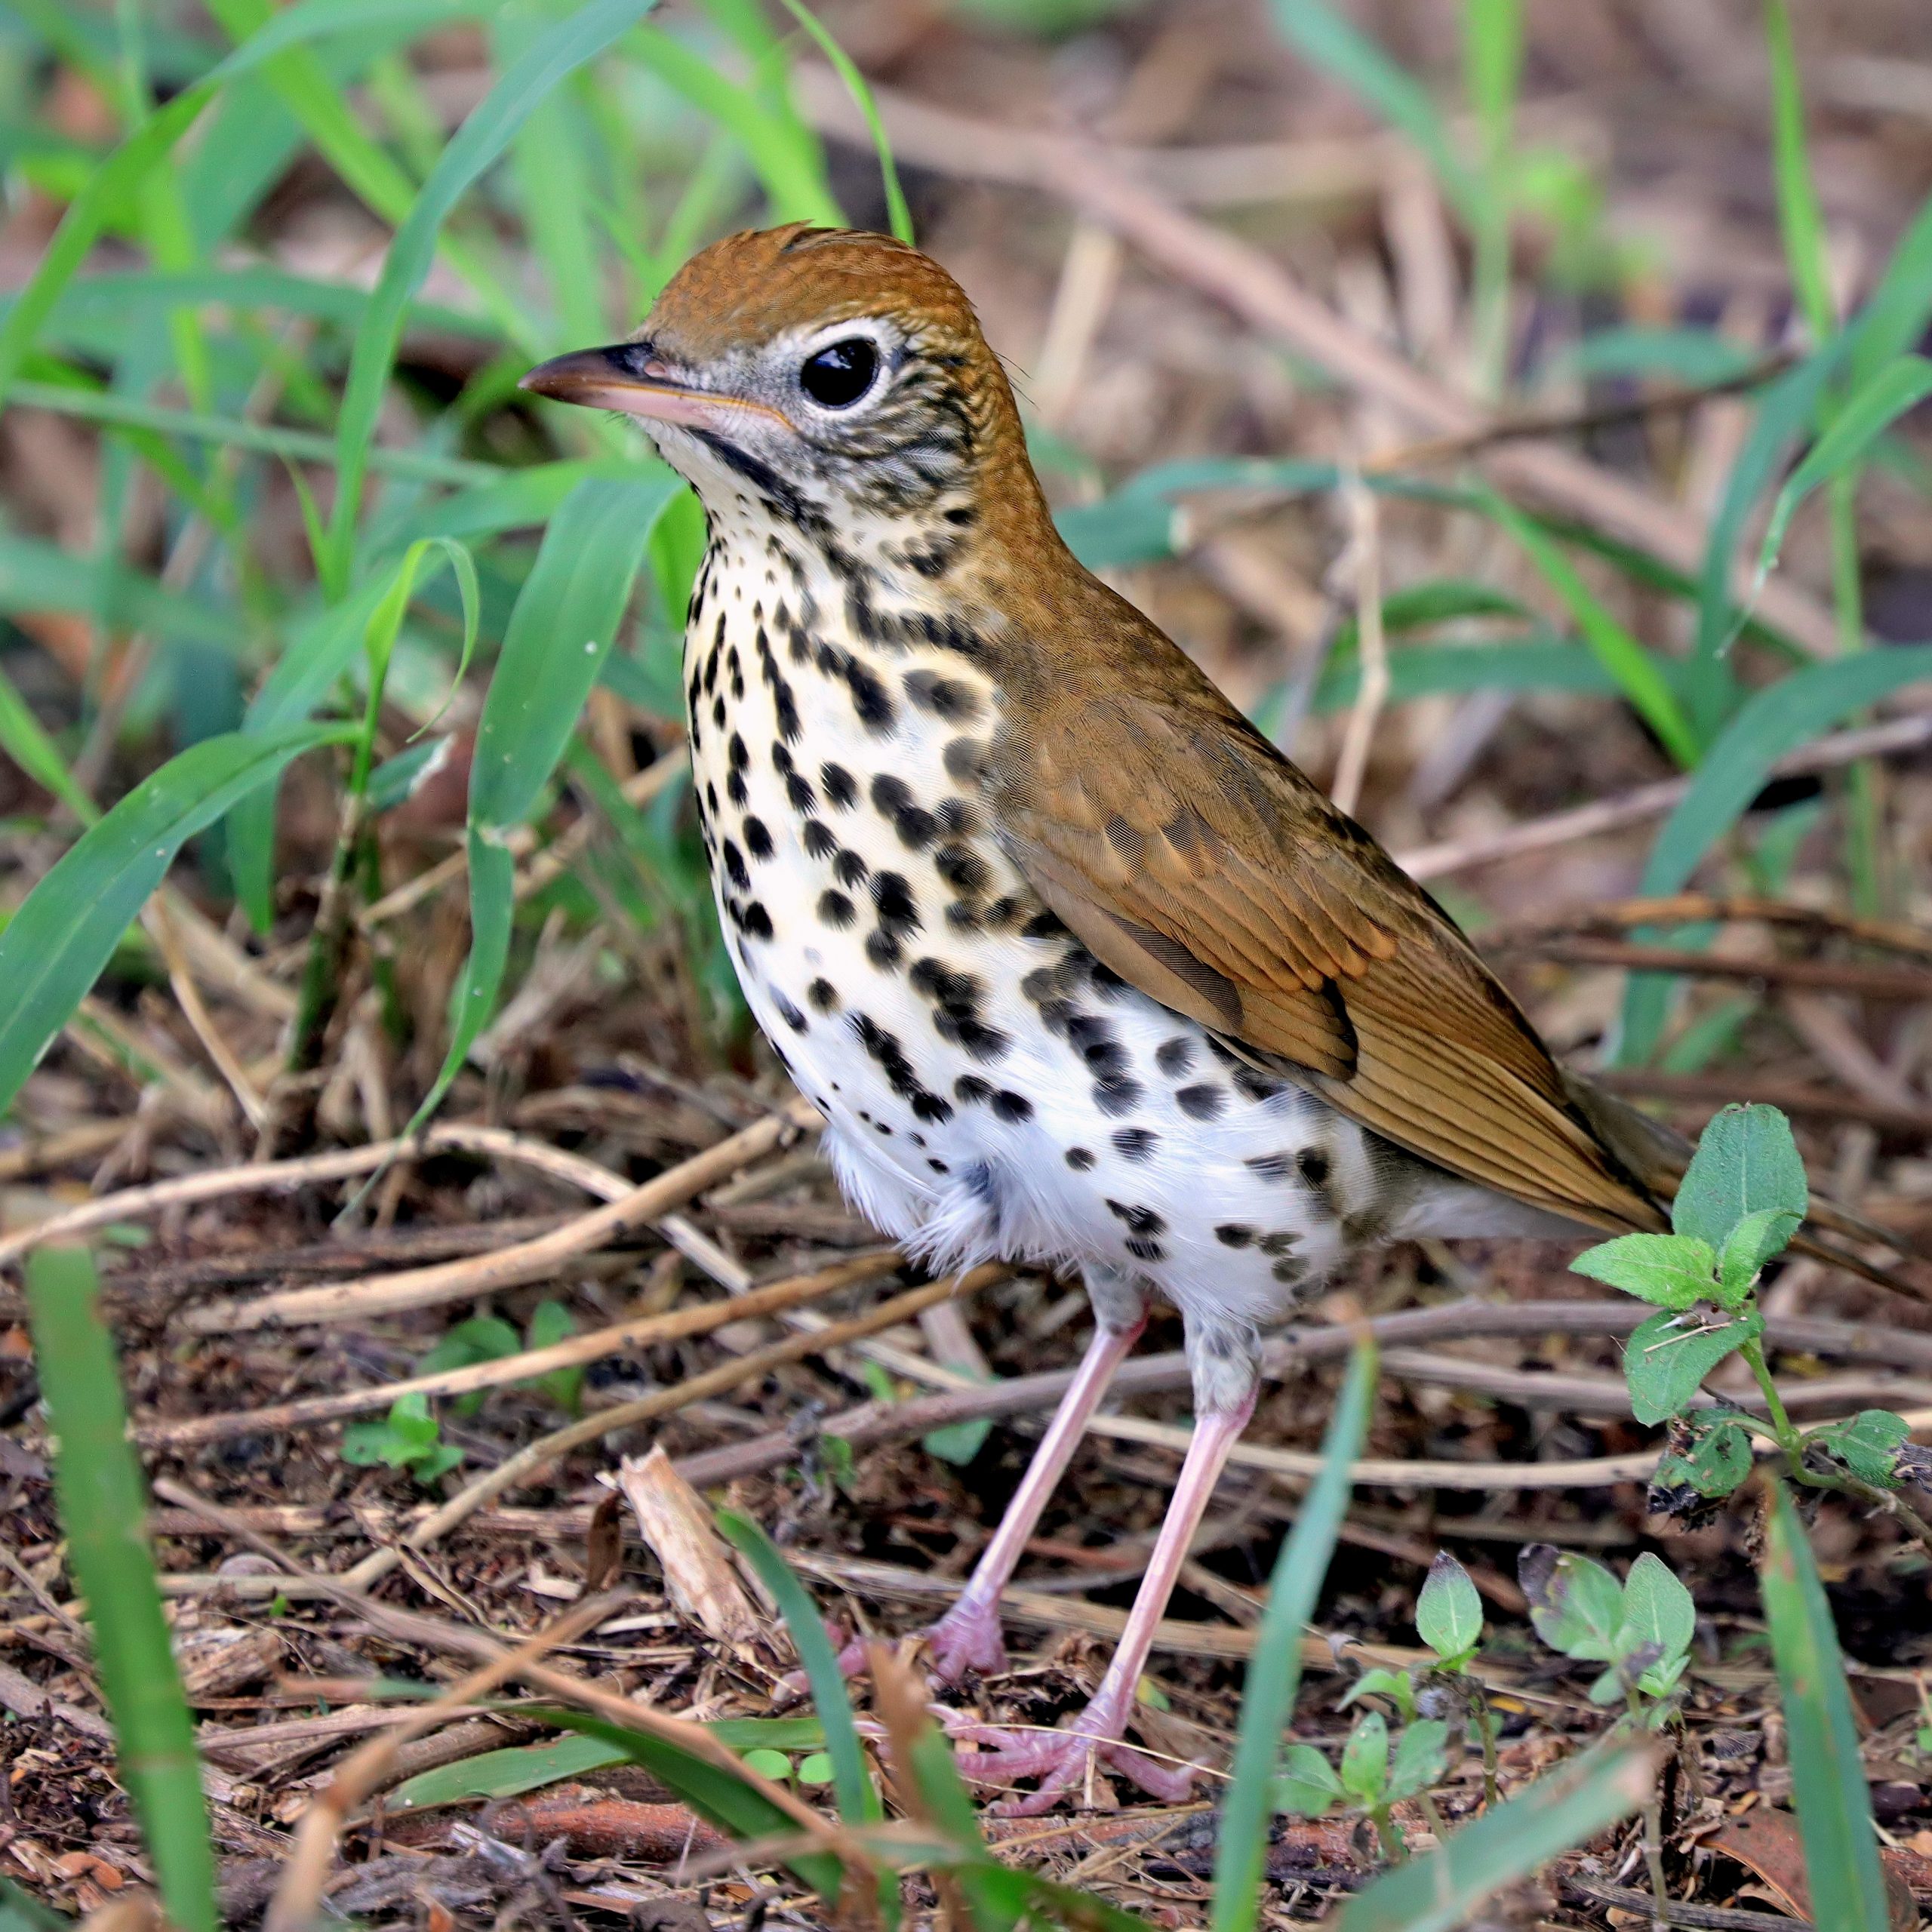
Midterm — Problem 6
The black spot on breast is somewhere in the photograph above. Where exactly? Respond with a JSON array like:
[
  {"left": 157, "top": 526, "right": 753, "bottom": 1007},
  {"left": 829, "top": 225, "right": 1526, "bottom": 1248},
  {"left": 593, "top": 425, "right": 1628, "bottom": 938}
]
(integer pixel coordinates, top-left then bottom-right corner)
[
  {"left": 1021, "top": 909, "right": 1066, "bottom": 942},
  {"left": 1093, "top": 1075, "right": 1143, "bottom": 1117},
  {"left": 803, "top": 820, "right": 837, "bottom": 860},
  {"left": 721, "top": 840, "right": 749, "bottom": 891},
  {"left": 1233, "top": 1063, "right": 1289, "bottom": 1103},
  {"left": 833, "top": 849, "right": 869, "bottom": 888},
  {"left": 866, "top": 930, "right": 903, "bottom": 969},
  {"left": 1297, "top": 1146, "right": 1331, "bottom": 1189},
  {"left": 744, "top": 816, "right": 774, "bottom": 860},
  {"left": 1175, "top": 1084, "right": 1225, "bottom": 1121},
  {"left": 740, "top": 901, "right": 773, "bottom": 941},
  {"left": 727, "top": 772, "right": 747, "bottom": 808},
  {"left": 1112, "top": 1127, "right": 1157, "bottom": 1161},
  {"left": 846, "top": 659, "right": 895, "bottom": 732},
  {"left": 821, "top": 762, "right": 857, "bottom": 809},
  {"left": 1065, "top": 1146, "right": 1096, "bottom": 1171},
  {"left": 991, "top": 1090, "right": 1032, "bottom": 1122},
  {"left": 943, "top": 737, "right": 990, "bottom": 786},
  {"left": 928, "top": 1158, "right": 949, "bottom": 1174},
  {"left": 819, "top": 890, "right": 856, "bottom": 929},
  {"left": 771, "top": 989, "right": 807, "bottom": 1032},
  {"left": 1067, "top": 1014, "right": 1128, "bottom": 1080},
  {"left": 1272, "top": 1257, "right": 1308, "bottom": 1284},
  {"left": 853, "top": 1013, "right": 953, "bottom": 1122},
  {"left": 871, "top": 774, "right": 937, "bottom": 851},
  {"left": 728, "top": 731, "right": 748, "bottom": 771},
  {"left": 1106, "top": 1200, "right": 1167, "bottom": 1237},
  {"left": 954, "top": 1075, "right": 992, "bottom": 1104},
  {"left": 1258, "top": 1230, "right": 1301, "bottom": 1256},
  {"left": 904, "top": 669, "right": 980, "bottom": 721},
  {"left": 808, "top": 978, "right": 840, "bottom": 1012},
  {"left": 786, "top": 771, "right": 817, "bottom": 811},
  {"left": 711, "top": 695, "right": 726, "bottom": 730},
  {"left": 935, "top": 844, "right": 989, "bottom": 896},
  {"left": 1215, "top": 1223, "right": 1256, "bottom": 1247},
  {"left": 1155, "top": 1038, "right": 1195, "bottom": 1078},
  {"left": 872, "top": 872, "right": 920, "bottom": 934}
]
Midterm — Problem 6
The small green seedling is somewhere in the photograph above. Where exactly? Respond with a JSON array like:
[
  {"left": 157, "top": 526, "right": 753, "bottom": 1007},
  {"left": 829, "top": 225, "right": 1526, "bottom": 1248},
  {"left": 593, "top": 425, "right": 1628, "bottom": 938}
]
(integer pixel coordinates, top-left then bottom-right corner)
[
  {"left": 341, "top": 1392, "right": 463, "bottom": 1485},
  {"left": 1518, "top": 1547, "right": 1694, "bottom": 1724},
  {"left": 419, "top": 1302, "right": 583, "bottom": 1417},
  {"left": 1571, "top": 1106, "right": 1932, "bottom": 1540},
  {"left": 1340, "top": 1552, "right": 1500, "bottom": 1807},
  {"left": 1276, "top": 1710, "right": 1451, "bottom": 1863}
]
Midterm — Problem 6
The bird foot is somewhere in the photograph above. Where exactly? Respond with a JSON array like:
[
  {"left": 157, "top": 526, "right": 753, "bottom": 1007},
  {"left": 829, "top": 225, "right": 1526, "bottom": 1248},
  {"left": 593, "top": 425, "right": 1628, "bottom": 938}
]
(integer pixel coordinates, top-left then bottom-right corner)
[
  {"left": 951, "top": 1712, "right": 1200, "bottom": 1814},
  {"left": 923, "top": 1598, "right": 1011, "bottom": 1686}
]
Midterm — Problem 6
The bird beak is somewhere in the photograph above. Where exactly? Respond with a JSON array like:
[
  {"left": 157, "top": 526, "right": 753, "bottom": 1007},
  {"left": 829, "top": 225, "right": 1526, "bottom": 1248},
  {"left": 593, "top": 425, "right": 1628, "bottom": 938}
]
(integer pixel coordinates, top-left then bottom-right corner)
[{"left": 519, "top": 343, "right": 774, "bottom": 431}]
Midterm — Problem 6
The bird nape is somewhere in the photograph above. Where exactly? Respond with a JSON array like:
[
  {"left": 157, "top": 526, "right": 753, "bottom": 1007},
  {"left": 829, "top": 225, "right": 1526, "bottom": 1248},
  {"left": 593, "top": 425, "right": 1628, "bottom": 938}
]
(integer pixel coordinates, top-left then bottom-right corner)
[{"left": 521, "top": 223, "right": 1923, "bottom": 1814}]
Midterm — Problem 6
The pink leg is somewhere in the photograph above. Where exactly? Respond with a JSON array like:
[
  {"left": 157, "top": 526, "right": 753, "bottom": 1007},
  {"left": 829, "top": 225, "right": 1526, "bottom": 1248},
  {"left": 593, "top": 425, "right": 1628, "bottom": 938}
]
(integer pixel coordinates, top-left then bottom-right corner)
[
  {"left": 924, "top": 1318, "right": 1144, "bottom": 1684},
  {"left": 954, "top": 1391, "right": 1257, "bottom": 1814}
]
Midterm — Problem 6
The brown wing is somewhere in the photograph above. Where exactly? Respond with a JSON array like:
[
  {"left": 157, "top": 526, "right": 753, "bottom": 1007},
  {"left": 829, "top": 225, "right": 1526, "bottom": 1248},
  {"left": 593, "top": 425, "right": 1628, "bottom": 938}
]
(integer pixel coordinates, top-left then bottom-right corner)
[{"left": 998, "top": 690, "right": 1663, "bottom": 1234}]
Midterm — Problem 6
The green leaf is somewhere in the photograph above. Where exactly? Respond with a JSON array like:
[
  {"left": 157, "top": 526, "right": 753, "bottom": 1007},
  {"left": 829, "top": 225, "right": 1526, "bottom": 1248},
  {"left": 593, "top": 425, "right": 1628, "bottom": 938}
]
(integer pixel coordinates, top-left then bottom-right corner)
[
  {"left": 1654, "top": 1412, "right": 1756, "bottom": 1500},
  {"left": 795, "top": 1752, "right": 835, "bottom": 1786},
  {"left": 1484, "top": 489, "right": 1700, "bottom": 768},
  {"left": 1570, "top": 1232, "right": 1718, "bottom": 1310},
  {"left": 421, "top": 1315, "right": 521, "bottom": 1375},
  {"left": 1672, "top": 1104, "right": 1809, "bottom": 1248},
  {"left": 528, "top": 1298, "right": 582, "bottom": 1413},
  {"left": 1758, "top": 355, "right": 1932, "bottom": 577},
  {"left": 319, "top": 0, "right": 663, "bottom": 589},
  {"left": 1560, "top": 325, "right": 1763, "bottom": 387},
  {"left": 0, "top": 663, "right": 94, "bottom": 823},
  {"left": 1619, "top": 1554, "right": 1695, "bottom": 1675},
  {"left": 1338, "top": 1743, "right": 1650, "bottom": 1932},
  {"left": 1340, "top": 1666, "right": 1418, "bottom": 1721},
  {"left": 518, "top": 1709, "right": 842, "bottom": 1903},
  {"left": 716, "top": 1512, "right": 878, "bottom": 1835},
  {"left": 1340, "top": 1709, "right": 1390, "bottom": 1805},
  {"left": 0, "top": 722, "right": 350, "bottom": 1121},
  {"left": 0, "top": 1876, "right": 72, "bottom": 1932},
  {"left": 1386, "top": 1718, "right": 1451, "bottom": 1804},
  {"left": 1807, "top": 1409, "right": 1912, "bottom": 1490},
  {"left": 742, "top": 1748, "right": 793, "bottom": 1783},
  {"left": 389, "top": 1732, "right": 630, "bottom": 1811},
  {"left": 26, "top": 1248, "right": 216, "bottom": 1932},
  {"left": 1520, "top": 1546, "right": 1624, "bottom": 1663},
  {"left": 1273, "top": 1744, "right": 1345, "bottom": 1817},
  {"left": 1211, "top": 1339, "right": 1377, "bottom": 1932},
  {"left": 1415, "top": 1553, "right": 1483, "bottom": 1664},
  {"left": 1761, "top": 1482, "right": 1892, "bottom": 1932},
  {"left": 1718, "top": 1208, "right": 1802, "bottom": 1303},
  {"left": 1625, "top": 1306, "right": 1763, "bottom": 1426}
]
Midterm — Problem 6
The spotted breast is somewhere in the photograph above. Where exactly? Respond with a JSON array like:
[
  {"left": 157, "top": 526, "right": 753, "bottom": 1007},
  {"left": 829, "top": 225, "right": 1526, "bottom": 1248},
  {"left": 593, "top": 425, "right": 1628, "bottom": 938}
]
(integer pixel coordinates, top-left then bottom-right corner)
[{"left": 681, "top": 494, "right": 1532, "bottom": 1409}]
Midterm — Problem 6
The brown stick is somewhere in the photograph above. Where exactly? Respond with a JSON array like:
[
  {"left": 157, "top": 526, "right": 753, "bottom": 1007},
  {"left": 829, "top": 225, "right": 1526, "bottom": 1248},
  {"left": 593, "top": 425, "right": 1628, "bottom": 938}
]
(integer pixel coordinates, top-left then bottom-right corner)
[
  {"left": 140, "top": 1249, "right": 905, "bottom": 1444},
  {"left": 1599, "top": 1068, "right": 1932, "bottom": 1138},
  {"left": 183, "top": 1100, "right": 815, "bottom": 1331},
  {"left": 669, "top": 1299, "right": 1932, "bottom": 1490},
  {"left": 1392, "top": 712, "right": 1932, "bottom": 881},
  {"left": 1505, "top": 937, "right": 1932, "bottom": 1002},
  {"left": 1478, "top": 894, "right": 1932, "bottom": 962}
]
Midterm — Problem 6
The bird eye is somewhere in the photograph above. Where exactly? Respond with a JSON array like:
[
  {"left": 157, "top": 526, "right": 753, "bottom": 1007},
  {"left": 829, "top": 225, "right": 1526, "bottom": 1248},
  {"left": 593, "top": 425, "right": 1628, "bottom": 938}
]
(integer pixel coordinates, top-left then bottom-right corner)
[{"left": 799, "top": 337, "right": 878, "bottom": 408}]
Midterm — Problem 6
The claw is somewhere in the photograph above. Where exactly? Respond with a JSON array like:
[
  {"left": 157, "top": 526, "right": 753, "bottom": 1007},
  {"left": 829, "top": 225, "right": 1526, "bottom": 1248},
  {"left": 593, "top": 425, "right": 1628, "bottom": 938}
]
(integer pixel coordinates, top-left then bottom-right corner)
[
  {"left": 952, "top": 1715, "right": 1201, "bottom": 1814},
  {"left": 924, "top": 1598, "right": 1011, "bottom": 1686}
]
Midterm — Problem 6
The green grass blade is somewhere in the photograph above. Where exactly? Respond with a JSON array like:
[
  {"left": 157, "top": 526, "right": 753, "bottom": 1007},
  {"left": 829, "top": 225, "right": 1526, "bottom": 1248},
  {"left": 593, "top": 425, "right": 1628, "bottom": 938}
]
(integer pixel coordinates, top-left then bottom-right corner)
[
  {"left": 1559, "top": 326, "right": 1763, "bottom": 387},
  {"left": 1847, "top": 189, "right": 1932, "bottom": 391},
  {"left": 1761, "top": 1481, "right": 1890, "bottom": 1931},
  {"left": 398, "top": 475, "right": 672, "bottom": 1134},
  {"left": 1758, "top": 355, "right": 1932, "bottom": 575},
  {"left": 1337, "top": 1743, "right": 1650, "bottom": 1932},
  {"left": 632, "top": 24, "right": 841, "bottom": 228},
  {"left": 1485, "top": 491, "right": 1700, "bottom": 767},
  {"left": 25, "top": 1246, "right": 216, "bottom": 1932},
  {"left": 1212, "top": 1339, "right": 1378, "bottom": 1932},
  {"left": 1638, "top": 645, "right": 1932, "bottom": 901},
  {"left": 718, "top": 1512, "right": 879, "bottom": 1834},
  {"left": 1616, "top": 643, "right": 1932, "bottom": 1063},
  {"left": 1764, "top": 0, "right": 1834, "bottom": 346},
  {"left": 1268, "top": 0, "right": 1480, "bottom": 222},
  {"left": 0, "top": 663, "right": 96, "bottom": 823},
  {"left": 467, "top": 474, "right": 674, "bottom": 831},
  {"left": 0, "top": 723, "right": 351, "bottom": 1118},
  {"left": 517, "top": 1709, "right": 844, "bottom": 1900},
  {"left": 320, "top": 0, "right": 663, "bottom": 592},
  {"left": 775, "top": 0, "right": 911, "bottom": 242}
]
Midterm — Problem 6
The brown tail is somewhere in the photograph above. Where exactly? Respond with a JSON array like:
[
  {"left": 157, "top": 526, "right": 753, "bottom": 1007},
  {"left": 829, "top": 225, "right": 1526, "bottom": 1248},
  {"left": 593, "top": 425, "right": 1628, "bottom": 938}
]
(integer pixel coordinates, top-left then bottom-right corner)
[{"left": 1563, "top": 1071, "right": 1930, "bottom": 1304}]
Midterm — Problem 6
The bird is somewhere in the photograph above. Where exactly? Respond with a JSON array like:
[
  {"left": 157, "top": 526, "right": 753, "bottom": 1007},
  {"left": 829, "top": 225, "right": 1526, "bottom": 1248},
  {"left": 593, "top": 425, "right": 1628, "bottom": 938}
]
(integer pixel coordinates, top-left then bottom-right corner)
[{"left": 521, "top": 223, "right": 1912, "bottom": 1812}]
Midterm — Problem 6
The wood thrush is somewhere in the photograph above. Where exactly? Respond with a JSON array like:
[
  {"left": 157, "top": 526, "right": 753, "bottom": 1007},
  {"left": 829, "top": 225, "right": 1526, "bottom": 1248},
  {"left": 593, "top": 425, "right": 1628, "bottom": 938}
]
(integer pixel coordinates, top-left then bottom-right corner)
[{"left": 523, "top": 225, "right": 1900, "bottom": 1812}]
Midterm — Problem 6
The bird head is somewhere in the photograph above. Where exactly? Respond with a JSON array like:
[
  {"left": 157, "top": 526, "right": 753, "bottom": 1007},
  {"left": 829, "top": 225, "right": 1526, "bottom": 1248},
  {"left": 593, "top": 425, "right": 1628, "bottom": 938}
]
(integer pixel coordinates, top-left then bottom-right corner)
[{"left": 521, "top": 224, "right": 1041, "bottom": 549}]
